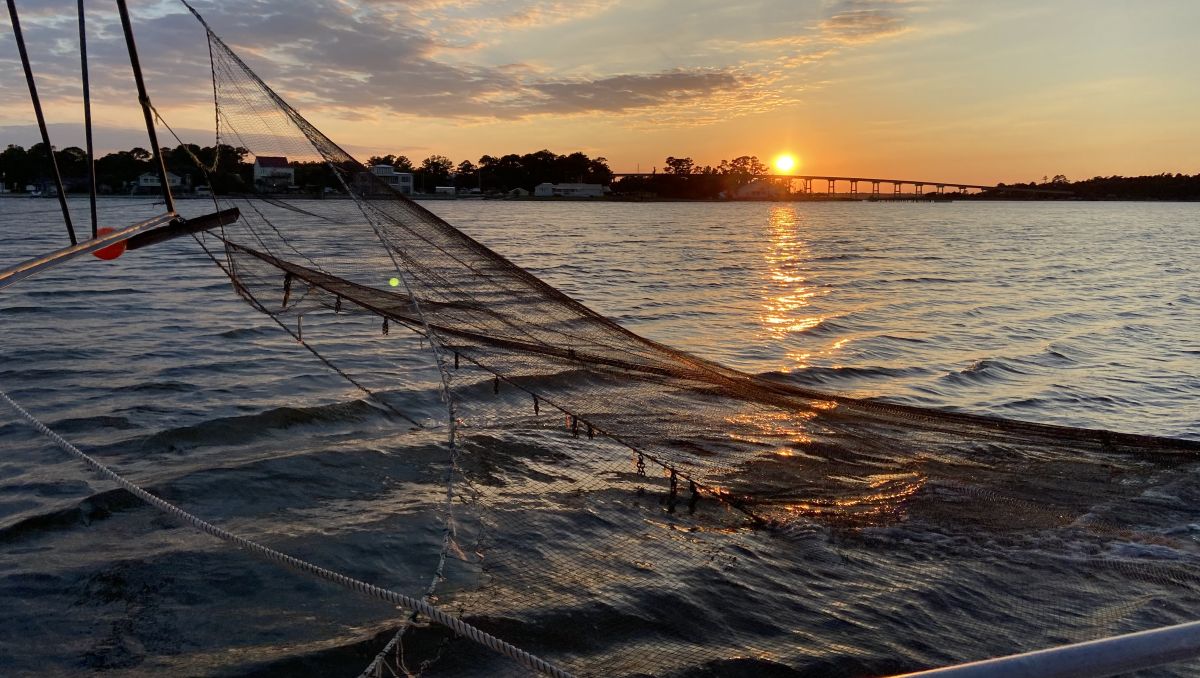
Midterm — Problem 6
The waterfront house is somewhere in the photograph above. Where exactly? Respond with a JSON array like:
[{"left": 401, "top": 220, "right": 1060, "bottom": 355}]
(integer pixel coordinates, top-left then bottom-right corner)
[
  {"left": 369, "top": 165, "right": 414, "bottom": 195},
  {"left": 253, "top": 156, "right": 295, "bottom": 191},
  {"left": 533, "top": 182, "right": 605, "bottom": 198},
  {"left": 137, "top": 171, "right": 182, "bottom": 189}
]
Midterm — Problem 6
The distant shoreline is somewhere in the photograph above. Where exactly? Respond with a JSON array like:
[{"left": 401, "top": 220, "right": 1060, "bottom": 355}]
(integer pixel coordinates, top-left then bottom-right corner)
[{"left": 3, "top": 193, "right": 1197, "bottom": 203}]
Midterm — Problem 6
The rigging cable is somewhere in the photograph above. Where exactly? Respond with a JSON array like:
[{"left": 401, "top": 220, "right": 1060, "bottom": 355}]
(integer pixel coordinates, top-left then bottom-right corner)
[
  {"left": 5, "top": 0, "right": 76, "bottom": 245},
  {"left": 114, "top": 0, "right": 175, "bottom": 214},
  {"left": 77, "top": 0, "right": 97, "bottom": 238}
]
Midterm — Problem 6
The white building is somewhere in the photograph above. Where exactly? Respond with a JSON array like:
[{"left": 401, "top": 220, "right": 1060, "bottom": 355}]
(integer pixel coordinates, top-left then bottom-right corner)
[
  {"left": 137, "top": 172, "right": 182, "bottom": 189},
  {"left": 734, "top": 179, "right": 787, "bottom": 200},
  {"left": 533, "top": 182, "right": 605, "bottom": 198},
  {"left": 369, "top": 165, "right": 414, "bottom": 195},
  {"left": 253, "top": 156, "right": 295, "bottom": 191}
]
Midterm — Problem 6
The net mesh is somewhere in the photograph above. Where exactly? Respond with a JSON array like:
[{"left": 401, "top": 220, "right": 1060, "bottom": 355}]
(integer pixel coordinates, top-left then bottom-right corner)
[{"left": 173, "top": 13, "right": 1200, "bottom": 678}]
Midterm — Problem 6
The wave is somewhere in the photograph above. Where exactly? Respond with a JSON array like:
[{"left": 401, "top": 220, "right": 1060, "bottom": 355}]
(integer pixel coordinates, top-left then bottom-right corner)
[
  {"left": 939, "top": 358, "right": 1028, "bottom": 386},
  {"left": 131, "top": 400, "right": 405, "bottom": 455},
  {"left": 0, "top": 488, "right": 141, "bottom": 544},
  {"left": 767, "top": 365, "right": 929, "bottom": 386},
  {"left": 216, "top": 326, "right": 272, "bottom": 339},
  {"left": 24, "top": 287, "right": 144, "bottom": 299},
  {"left": 110, "top": 381, "right": 198, "bottom": 394},
  {"left": 47, "top": 415, "right": 142, "bottom": 435}
]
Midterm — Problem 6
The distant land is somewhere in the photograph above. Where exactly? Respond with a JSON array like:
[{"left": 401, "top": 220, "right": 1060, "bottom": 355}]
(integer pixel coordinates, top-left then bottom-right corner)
[{"left": 3, "top": 142, "right": 1198, "bottom": 201}]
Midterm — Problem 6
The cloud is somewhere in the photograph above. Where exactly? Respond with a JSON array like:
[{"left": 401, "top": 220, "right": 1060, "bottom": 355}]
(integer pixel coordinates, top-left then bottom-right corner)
[
  {"left": 819, "top": 0, "right": 913, "bottom": 44},
  {"left": 0, "top": 0, "right": 921, "bottom": 146},
  {"left": 497, "top": 70, "right": 744, "bottom": 115},
  {"left": 697, "top": 0, "right": 919, "bottom": 86},
  {"left": 164, "top": 1, "right": 765, "bottom": 122},
  {"left": 0, "top": 122, "right": 214, "bottom": 155}
]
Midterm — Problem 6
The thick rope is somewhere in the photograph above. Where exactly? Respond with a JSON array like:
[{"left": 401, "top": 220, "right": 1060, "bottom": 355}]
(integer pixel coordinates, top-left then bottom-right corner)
[{"left": 0, "top": 386, "right": 573, "bottom": 678}]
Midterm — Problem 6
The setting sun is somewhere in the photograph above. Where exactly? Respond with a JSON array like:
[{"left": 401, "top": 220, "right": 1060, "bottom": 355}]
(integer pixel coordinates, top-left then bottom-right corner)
[{"left": 774, "top": 154, "right": 797, "bottom": 173}]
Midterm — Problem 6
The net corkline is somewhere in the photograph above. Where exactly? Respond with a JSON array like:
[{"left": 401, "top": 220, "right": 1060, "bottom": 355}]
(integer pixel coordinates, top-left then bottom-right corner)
[{"left": 5, "top": 1, "right": 1200, "bottom": 676}]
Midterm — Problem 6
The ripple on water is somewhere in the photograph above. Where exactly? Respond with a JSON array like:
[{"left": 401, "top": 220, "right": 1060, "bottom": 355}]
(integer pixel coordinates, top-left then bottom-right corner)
[{"left": 0, "top": 199, "right": 1198, "bottom": 675}]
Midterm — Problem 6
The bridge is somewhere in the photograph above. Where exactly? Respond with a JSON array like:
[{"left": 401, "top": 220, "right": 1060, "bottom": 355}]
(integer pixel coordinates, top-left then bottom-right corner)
[{"left": 611, "top": 173, "right": 1071, "bottom": 196}]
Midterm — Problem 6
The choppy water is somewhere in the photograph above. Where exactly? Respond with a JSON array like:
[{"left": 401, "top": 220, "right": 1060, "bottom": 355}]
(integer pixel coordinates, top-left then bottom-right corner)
[{"left": 0, "top": 197, "right": 1197, "bottom": 676}]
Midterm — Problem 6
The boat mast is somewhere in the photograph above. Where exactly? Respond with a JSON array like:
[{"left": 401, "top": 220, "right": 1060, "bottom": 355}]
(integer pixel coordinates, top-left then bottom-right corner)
[
  {"left": 77, "top": 0, "right": 97, "bottom": 238},
  {"left": 114, "top": 0, "right": 176, "bottom": 214},
  {"left": 5, "top": 0, "right": 77, "bottom": 245}
]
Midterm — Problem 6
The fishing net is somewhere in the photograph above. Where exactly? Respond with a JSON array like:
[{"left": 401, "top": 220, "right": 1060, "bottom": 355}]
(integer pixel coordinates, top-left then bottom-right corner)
[{"left": 138, "top": 8, "right": 1200, "bottom": 677}]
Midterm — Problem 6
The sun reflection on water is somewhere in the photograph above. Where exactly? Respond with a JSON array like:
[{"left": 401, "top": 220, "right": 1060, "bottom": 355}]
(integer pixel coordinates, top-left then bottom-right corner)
[
  {"left": 760, "top": 206, "right": 860, "bottom": 372},
  {"left": 760, "top": 207, "right": 832, "bottom": 364}
]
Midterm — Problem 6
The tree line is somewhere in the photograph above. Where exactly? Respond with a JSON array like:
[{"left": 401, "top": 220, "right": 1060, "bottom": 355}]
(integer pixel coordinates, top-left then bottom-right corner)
[
  {"left": 6, "top": 141, "right": 1198, "bottom": 200},
  {"left": 366, "top": 150, "right": 613, "bottom": 193},
  {"left": 980, "top": 174, "right": 1200, "bottom": 201},
  {"left": 1, "top": 142, "right": 254, "bottom": 194},
  {"left": 1, "top": 143, "right": 615, "bottom": 195},
  {"left": 609, "top": 155, "right": 772, "bottom": 199},
  {"left": 617, "top": 161, "right": 1200, "bottom": 200}
]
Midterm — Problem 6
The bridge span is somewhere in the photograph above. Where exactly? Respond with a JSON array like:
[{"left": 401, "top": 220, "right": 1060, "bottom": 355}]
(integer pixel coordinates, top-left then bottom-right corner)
[{"left": 610, "top": 173, "right": 1071, "bottom": 196}]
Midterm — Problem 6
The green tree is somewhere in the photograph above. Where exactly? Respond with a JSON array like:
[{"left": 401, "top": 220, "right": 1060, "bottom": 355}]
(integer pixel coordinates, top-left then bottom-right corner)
[
  {"left": 456, "top": 159, "right": 478, "bottom": 190},
  {"left": 585, "top": 156, "right": 613, "bottom": 184},
  {"left": 727, "top": 155, "right": 767, "bottom": 177},
  {"left": 366, "top": 154, "right": 397, "bottom": 167},
  {"left": 96, "top": 150, "right": 146, "bottom": 192},
  {"left": 415, "top": 154, "right": 454, "bottom": 191},
  {"left": 0, "top": 144, "right": 31, "bottom": 190},
  {"left": 54, "top": 146, "right": 89, "bottom": 179},
  {"left": 664, "top": 156, "right": 695, "bottom": 175}
]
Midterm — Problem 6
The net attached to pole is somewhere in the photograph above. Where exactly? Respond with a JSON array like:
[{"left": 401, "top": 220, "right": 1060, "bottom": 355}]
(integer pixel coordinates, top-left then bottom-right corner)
[{"left": 179, "top": 11, "right": 1200, "bottom": 678}]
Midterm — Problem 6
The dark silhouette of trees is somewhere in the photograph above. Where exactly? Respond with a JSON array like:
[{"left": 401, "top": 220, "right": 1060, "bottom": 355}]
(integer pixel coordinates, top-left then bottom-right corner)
[
  {"left": 978, "top": 173, "right": 1200, "bottom": 201},
  {"left": 366, "top": 154, "right": 415, "bottom": 172},
  {"left": 94, "top": 149, "right": 148, "bottom": 192},
  {"left": 456, "top": 160, "right": 479, "bottom": 191},
  {"left": 474, "top": 150, "right": 612, "bottom": 193},
  {"left": 0, "top": 144, "right": 32, "bottom": 190},
  {"left": 415, "top": 154, "right": 454, "bottom": 192},
  {"left": 1, "top": 142, "right": 252, "bottom": 194},
  {"left": 332, "top": 149, "right": 614, "bottom": 194},
  {"left": 612, "top": 154, "right": 771, "bottom": 199},
  {"left": 287, "top": 162, "right": 327, "bottom": 193},
  {"left": 664, "top": 156, "right": 694, "bottom": 175},
  {"left": 14, "top": 140, "right": 1193, "bottom": 201}
]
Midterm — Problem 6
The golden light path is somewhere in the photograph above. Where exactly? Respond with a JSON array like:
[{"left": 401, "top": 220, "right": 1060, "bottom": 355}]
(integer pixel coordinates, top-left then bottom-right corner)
[{"left": 761, "top": 206, "right": 823, "bottom": 355}]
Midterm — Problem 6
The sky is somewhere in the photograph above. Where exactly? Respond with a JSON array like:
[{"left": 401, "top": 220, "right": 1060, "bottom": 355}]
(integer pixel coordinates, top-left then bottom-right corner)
[{"left": 2, "top": 0, "right": 1199, "bottom": 184}]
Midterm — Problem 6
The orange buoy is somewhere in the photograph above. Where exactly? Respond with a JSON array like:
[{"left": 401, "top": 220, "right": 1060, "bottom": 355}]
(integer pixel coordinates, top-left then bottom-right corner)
[{"left": 91, "top": 227, "right": 127, "bottom": 260}]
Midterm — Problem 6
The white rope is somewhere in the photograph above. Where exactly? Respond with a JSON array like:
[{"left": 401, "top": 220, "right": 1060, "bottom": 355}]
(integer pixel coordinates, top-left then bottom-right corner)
[{"left": 0, "top": 386, "right": 574, "bottom": 678}]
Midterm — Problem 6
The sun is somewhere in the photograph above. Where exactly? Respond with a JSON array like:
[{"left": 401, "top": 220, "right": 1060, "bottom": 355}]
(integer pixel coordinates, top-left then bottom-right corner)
[{"left": 774, "top": 154, "right": 797, "bottom": 173}]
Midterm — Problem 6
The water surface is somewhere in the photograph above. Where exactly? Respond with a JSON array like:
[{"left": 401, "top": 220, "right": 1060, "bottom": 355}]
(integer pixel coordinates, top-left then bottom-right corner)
[{"left": 0, "top": 197, "right": 1196, "bottom": 675}]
